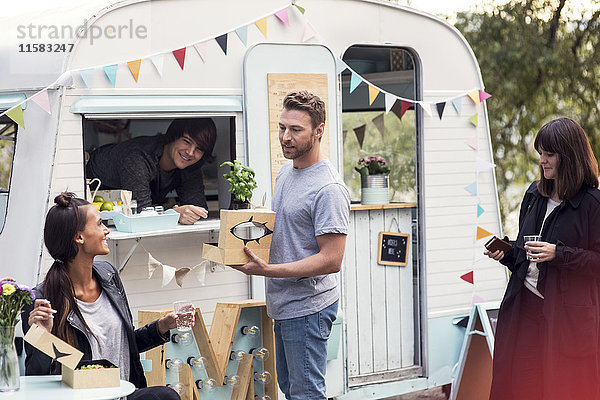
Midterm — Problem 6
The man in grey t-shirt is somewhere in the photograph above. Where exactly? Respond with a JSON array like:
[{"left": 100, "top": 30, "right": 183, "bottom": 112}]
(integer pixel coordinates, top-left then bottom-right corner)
[{"left": 234, "top": 91, "right": 350, "bottom": 399}]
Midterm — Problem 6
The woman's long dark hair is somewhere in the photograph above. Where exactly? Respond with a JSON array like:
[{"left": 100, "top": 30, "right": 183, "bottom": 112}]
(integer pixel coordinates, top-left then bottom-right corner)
[
  {"left": 43, "top": 192, "right": 94, "bottom": 346},
  {"left": 534, "top": 117, "right": 599, "bottom": 200}
]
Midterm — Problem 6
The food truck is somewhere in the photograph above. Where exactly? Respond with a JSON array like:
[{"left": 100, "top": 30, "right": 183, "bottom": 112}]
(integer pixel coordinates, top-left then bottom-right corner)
[{"left": 0, "top": 0, "right": 509, "bottom": 397}]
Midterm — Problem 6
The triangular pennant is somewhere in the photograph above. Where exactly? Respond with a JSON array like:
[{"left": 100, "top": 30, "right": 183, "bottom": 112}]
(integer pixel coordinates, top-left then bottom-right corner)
[
  {"left": 385, "top": 93, "right": 396, "bottom": 114},
  {"left": 294, "top": 4, "right": 306, "bottom": 14},
  {"left": 150, "top": 54, "right": 164, "bottom": 76},
  {"left": 477, "top": 158, "right": 495, "bottom": 172},
  {"left": 477, "top": 204, "right": 485, "bottom": 218},
  {"left": 79, "top": 68, "right": 94, "bottom": 88},
  {"left": 368, "top": 85, "right": 380, "bottom": 105},
  {"left": 451, "top": 97, "right": 462, "bottom": 115},
  {"left": 349, "top": 73, "right": 362, "bottom": 93},
  {"left": 175, "top": 267, "right": 192, "bottom": 287},
  {"left": 103, "top": 64, "right": 117, "bottom": 87},
  {"left": 255, "top": 18, "right": 268, "bottom": 38},
  {"left": 215, "top": 33, "right": 228, "bottom": 55},
  {"left": 148, "top": 253, "right": 162, "bottom": 279},
  {"left": 56, "top": 71, "right": 73, "bottom": 87},
  {"left": 335, "top": 58, "right": 347, "bottom": 75},
  {"left": 343, "top": 130, "right": 347, "bottom": 143},
  {"left": 192, "top": 260, "right": 209, "bottom": 285},
  {"left": 353, "top": 124, "right": 366, "bottom": 148},
  {"left": 436, "top": 102, "right": 446, "bottom": 120},
  {"left": 31, "top": 89, "right": 51, "bottom": 114},
  {"left": 476, "top": 227, "right": 494, "bottom": 240},
  {"left": 6, "top": 105, "right": 25, "bottom": 129},
  {"left": 469, "top": 113, "right": 478, "bottom": 127},
  {"left": 464, "top": 181, "right": 477, "bottom": 196},
  {"left": 274, "top": 8, "right": 290, "bottom": 26},
  {"left": 372, "top": 113, "right": 385, "bottom": 139},
  {"left": 172, "top": 48, "right": 186, "bottom": 70},
  {"left": 471, "top": 294, "right": 487, "bottom": 305},
  {"left": 390, "top": 100, "right": 411, "bottom": 121},
  {"left": 162, "top": 264, "right": 176, "bottom": 287},
  {"left": 460, "top": 271, "right": 474, "bottom": 284},
  {"left": 193, "top": 42, "right": 208, "bottom": 63},
  {"left": 466, "top": 135, "right": 478, "bottom": 150},
  {"left": 302, "top": 22, "right": 317, "bottom": 42},
  {"left": 479, "top": 90, "right": 492, "bottom": 102},
  {"left": 235, "top": 26, "right": 248, "bottom": 46},
  {"left": 467, "top": 89, "right": 480, "bottom": 105},
  {"left": 127, "top": 60, "right": 141, "bottom": 82},
  {"left": 420, "top": 102, "right": 433, "bottom": 118}
]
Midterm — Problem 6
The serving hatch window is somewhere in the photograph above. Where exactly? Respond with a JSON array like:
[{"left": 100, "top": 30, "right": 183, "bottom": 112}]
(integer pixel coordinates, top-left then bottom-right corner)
[
  {"left": 0, "top": 117, "right": 17, "bottom": 233},
  {"left": 82, "top": 116, "right": 235, "bottom": 219}
]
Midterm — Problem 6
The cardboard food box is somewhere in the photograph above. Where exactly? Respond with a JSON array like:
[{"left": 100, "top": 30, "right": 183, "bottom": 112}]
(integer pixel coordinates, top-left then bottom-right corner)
[
  {"left": 202, "top": 209, "right": 276, "bottom": 266},
  {"left": 24, "top": 324, "right": 120, "bottom": 389}
]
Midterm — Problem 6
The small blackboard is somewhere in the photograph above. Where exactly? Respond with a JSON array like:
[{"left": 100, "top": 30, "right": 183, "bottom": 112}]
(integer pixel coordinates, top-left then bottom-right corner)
[{"left": 377, "top": 232, "right": 409, "bottom": 266}]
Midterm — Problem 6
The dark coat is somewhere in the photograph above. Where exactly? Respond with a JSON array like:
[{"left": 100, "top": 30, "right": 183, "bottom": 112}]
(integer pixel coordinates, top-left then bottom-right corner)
[
  {"left": 21, "top": 261, "right": 169, "bottom": 388},
  {"left": 490, "top": 182, "right": 600, "bottom": 400}
]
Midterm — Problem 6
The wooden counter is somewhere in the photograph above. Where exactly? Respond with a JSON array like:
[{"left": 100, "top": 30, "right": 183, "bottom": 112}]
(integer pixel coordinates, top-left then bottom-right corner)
[{"left": 350, "top": 202, "right": 417, "bottom": 211}]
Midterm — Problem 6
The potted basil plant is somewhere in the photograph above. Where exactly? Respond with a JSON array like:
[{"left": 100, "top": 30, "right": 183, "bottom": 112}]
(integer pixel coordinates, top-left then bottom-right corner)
[{"left": 220, "top": 160, "right": 258, "bottom": 209}]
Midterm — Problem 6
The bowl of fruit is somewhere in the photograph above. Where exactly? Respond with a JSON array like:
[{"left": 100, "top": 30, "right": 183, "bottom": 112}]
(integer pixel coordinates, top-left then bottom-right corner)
[{"left": 92, "top": 195, "right": 122, "bottom": 222}]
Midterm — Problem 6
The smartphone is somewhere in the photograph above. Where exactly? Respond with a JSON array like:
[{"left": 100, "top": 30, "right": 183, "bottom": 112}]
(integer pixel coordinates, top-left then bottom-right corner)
[{"left": 484, "top": 236, "right": 512, "bottom": 253}]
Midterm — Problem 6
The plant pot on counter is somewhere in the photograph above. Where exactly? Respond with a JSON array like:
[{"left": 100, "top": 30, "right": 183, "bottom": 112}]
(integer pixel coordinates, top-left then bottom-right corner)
[
  {"left": 230, "top": 200, "right": 251, "bottom": 210},
  {"left": 361, "top": 174, "right": 389, "bottom": 205}
]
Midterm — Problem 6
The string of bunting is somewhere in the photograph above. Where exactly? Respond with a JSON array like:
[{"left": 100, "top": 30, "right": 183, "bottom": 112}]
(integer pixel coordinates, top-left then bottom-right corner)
[{"left": 0, "top": 2, "right": 491, "bottom": 130}]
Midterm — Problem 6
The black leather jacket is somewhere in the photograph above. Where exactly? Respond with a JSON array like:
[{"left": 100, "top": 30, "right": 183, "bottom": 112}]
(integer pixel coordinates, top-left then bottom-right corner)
[{"left": 21, "top": 261, "right": 169, "bottom": 388}]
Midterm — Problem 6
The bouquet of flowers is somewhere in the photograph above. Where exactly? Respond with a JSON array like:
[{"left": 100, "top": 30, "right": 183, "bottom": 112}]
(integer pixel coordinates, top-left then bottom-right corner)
[
  {"left": 0, "top": 278, "right": 35, "bottom": 327},
  {"left": 355, "top": 155, "right": 391, "bottom": 176}
]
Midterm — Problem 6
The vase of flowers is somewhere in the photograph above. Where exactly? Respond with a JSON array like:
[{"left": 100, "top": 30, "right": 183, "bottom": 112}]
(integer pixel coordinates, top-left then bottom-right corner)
[
  {"left": 355, "top": 156, "right": 391, "bottom": 205},
  {"left": 0, "top": 278, "right": 35, "bottom": 392}
]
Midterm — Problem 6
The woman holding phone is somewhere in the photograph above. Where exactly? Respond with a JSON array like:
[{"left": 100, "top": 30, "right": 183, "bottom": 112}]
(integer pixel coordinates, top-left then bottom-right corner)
[
  {"left": 484, "top": 117, "right": 600, "bottom": 400},
  {"left": 22, "top": 192, "right": 180, "bottom": 399}
]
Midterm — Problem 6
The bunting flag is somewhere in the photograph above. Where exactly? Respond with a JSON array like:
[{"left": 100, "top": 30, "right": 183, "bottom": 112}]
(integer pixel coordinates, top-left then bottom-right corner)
[
  {"left": 467, "top": 89, "right": 480, "bottom": 105},
  {"left": 193, "top": 42, "right": 208, "bottom": 63},
  {"left": 466, "top": 135, "right": 478, "bottom": 150},
  {"left": 215, "top": 34, "right": 228, "bottom": 55},
  {"left": 294, "top": 3, "right": 306, "bottom": 14},
  {"left": 335, "top": 58, "right": 347, "bottom": 75},
  {"left": 420, "top": 102, "right": 433, "bottom": 118},
  {"left": 460, "top": 271, "right": 474, "bottom": 284},
  {"left": 385, "top": 93, "right": 396, "bottom": 114},
  {"left": 6, "top": 105, "right": 25, "bottom": 128},
  {"left": 451, "top": 97, "right": 462, "bottom": 115},
  {"left": 368, "top": 85, "right": 380, "bottom": 105},
  {"left": 477, "top": 158, "right": 495, "bottom": 172},
  {"left": 390, "top": 100, "right": 412, "bottom": 121},
  {"left": 148, "top": 253, "right": 161, "bottom": 278},
  {"left": 127, "top": 60, "right": 141, "bottom": 82},
  {"left": 162, "top": 264, "right": 176, "bottom": 287},
  {"left": 56, "top": 71, "right": 73, "bottom": 87},
  {"left": 175, "top": 267, "right": 192, "bottom": 287},
  {"left": 31, "top": 89, "right": 51, "bottom": 114},
  {"left": 103, "top": 64, "right": 117, "bottom": 87},
  {"left": 436, "top": 102, "right": 446, "bottom": 120},
  {"left": 353, "top": 124, "right": 366, "bottom": 148},
  {"left": 372, "top": 113, "right": 385, "bottom": 139},
  {"left": 471, "top": 293, "right": 487, "bottom": 304},
  {"left": 255, "top": 17, "right": 268, "bottom": 38},
  {"left": 302, "top": 22, "right": 317, "bottom": 42},
  {"left": 79, "top": 69, "right": 94, "bottom": 88},
  {"left": 150, "top": 54, "right": 164, "bottom": 76},
  {"left": 235, "top": 26, "right": 248, "bottom": 46},
  {"left": 172, "top": 48, "right": 186, "bottom": 70},
  {"left": 349, "top": 72, "right": 362, "bottom": 93},
  {"left": 476, "top": 226, "right": 493, "bottom": 240},
  {"left": 479, "top": 90, "right": 492, "bottom": 102},
  {"left": 274, "top": 8, "right": 290, "bottom": 26},
  {"left": 469, "top": 113, "right": 478, "bottom": 127},
  {"left": 477, "top": 204, "right": 485, "bottom": 218},
  {"left": 464, "top": 181, "right": 477, "bottom": 196}
]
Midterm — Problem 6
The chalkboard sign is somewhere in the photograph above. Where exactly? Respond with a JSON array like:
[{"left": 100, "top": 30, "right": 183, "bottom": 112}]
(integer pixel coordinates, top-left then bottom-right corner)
[{"left": 377, "top": 232, "right": 409, "bottom": 266}]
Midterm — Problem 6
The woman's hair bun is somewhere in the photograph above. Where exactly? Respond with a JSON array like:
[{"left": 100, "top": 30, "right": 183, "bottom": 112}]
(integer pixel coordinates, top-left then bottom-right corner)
[{"left": 54, "top": 191, "right": 76, "bottom": 207}]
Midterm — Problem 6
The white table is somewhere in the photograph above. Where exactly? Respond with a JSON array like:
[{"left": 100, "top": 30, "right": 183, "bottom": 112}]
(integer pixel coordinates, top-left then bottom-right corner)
[
  {"left": 107, "top": 218, "right": 220, "bottom": 272},
  {"left": 6, "top": 375, "right": 135, "bottom": 399}
]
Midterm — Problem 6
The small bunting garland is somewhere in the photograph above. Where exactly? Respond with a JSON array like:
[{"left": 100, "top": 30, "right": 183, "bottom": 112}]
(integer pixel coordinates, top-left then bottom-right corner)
[
  {"left": 172, "top": 48, "right": 186, "bottom": 70},
  {"left": 127, "top": 60, "right": 141, "bottom": 82}
]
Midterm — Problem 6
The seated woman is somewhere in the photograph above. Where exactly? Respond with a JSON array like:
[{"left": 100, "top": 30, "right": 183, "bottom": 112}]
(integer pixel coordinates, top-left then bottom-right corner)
[{"left": 22, "top": 192, "right": 180, "bottom": 400}]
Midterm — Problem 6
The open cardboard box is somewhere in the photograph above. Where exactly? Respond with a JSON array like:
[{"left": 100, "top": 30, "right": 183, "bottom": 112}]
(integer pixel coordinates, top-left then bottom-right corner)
[
  {"left": 202, "top": 209, "right": 276, "bottom": 266},
  {"left": 24, "top": 324, "right": 120, "bottom": 389}
]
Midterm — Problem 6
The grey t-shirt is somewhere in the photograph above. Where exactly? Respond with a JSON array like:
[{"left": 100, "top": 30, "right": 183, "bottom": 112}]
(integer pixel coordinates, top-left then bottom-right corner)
[
  {"left": 76, "top": 290, "right": 130, "bottom": 381},
  {"left": 266, "top": 159, "right": 350, "bottom": 320}
]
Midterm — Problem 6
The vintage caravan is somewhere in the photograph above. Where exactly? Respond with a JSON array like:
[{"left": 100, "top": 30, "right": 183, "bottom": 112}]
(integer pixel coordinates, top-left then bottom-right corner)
[{"left": 0, "top": 0, "right": 508, "bottom": 397}]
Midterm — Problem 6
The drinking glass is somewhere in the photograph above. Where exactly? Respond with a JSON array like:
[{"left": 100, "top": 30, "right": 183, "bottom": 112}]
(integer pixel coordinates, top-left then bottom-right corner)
[
  {"left": 524, "top": 235, "right": 542, "bottom": 261},
  {"left": 173, "top": 301, "right": 195, "bottom": 332}
]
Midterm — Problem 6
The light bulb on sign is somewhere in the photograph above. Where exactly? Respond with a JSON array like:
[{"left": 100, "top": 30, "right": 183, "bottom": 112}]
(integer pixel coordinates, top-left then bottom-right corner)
[
  {"left": 242, "top": 325, "right": 260, "bottom": 336},
  {"left": 224, "top": 375, "right": 241, "bottom": 386},
  {"left": 165, "top": 358, "right": 184, "bottom": 371},
  {"left": 254, "top": 371, "right": 272, "bottom": 384},
  {"left": 230, "top": 350, "right": 245, "bottom": 361},
  {"left": 171, "top": 332, "right": 193, "bottom": 345},
  {"left": 255, "top": 396, "right": 272, "bottom": 400},
  {"left": 167, "top": 383, "right": 185, "bottom": 395},
  {"left": 251, "top": 347, "right": 270, "bottom": 361},
  {"left": 187, "top": 356, "right": 207, "bottom": 369}
]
